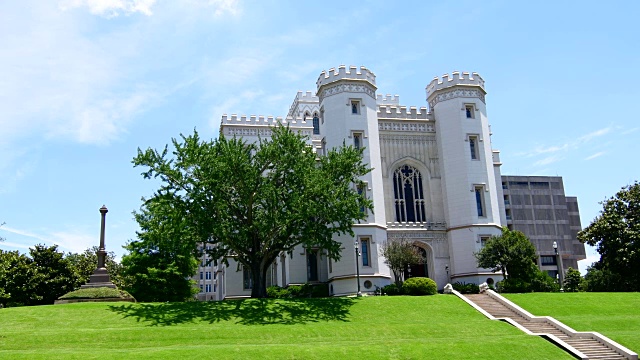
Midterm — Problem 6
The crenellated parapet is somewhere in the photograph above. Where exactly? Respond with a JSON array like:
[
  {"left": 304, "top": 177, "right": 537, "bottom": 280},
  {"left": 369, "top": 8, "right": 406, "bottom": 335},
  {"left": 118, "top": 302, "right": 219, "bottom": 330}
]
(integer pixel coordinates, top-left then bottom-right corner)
[
  {"left": 316, "top": 65, "right": 377, "bottom": 103},
  {"left": 221, "top": 114, "right": 313, "bottom": 127},
  {"left": 377, "top": 105, "right": 429, "bottom": 120},
  {"left": 376, "top": 94, "right": 400, "bottom": 105},
  {"left": 426, "top": 71, "right": 486, "bottom": 109},
  {"left": 287, "top": 90, "right": 320, "bottom": 118},
  {"left": 221, "top": 114, "right": 315, "bottom": 138},
  {"left": 426, "top": 71, "right": 485, "bottom": 95},
  {"left": 316, "top": 65, "right": 376, "bottom": 88}
]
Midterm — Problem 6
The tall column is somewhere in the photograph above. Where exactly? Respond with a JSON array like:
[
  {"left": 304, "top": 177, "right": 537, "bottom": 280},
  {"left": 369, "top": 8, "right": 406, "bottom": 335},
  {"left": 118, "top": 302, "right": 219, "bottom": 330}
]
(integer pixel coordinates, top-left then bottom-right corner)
[{"left": 82, "top": 205, "right": 116, "bottom": 289}]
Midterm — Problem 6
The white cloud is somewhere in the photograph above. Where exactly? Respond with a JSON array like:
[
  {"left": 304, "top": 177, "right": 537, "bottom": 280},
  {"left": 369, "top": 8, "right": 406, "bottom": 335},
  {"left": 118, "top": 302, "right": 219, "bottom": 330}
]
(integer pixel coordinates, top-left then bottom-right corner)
[
  {"left": 584, "top": 151, "right": 605, "bottom": 161},
  {"left": 621, "top": 127, "right": 639, "bottom": 135},
  {"left": 577, "top": 126, "right": 612, "bottom": 143},
  {"left": 0, "top": 226, "right": 93, "bottom": 254},
  {"left": 185, "top": 0, "right": 241, "bottom": 17},
  {"left": 533, "top": 154, "right": 563, "bottom": 167},
  {"left": 0, "top": 2, "right": 164, "bottom": 146},
  {"left": 59, "top": 0, "right": 157, "bottom": 18}
]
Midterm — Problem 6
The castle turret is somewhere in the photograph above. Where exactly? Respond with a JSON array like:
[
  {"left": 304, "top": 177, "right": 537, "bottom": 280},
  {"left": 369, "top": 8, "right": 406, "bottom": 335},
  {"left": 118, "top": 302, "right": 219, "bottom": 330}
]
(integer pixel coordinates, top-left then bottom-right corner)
[
  {"left": 426, "top": 71, "right": 503, "bottom": 284},
  {"left": 316, "top": 65, "right": 390, "bottom": 295}
]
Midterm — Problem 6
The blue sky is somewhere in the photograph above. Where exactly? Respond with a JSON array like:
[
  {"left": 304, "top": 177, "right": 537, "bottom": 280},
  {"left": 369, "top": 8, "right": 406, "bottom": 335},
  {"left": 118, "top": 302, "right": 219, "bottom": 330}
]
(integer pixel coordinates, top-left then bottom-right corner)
[{"left": 1, "top": 1, "right": 638, "bottom": 274}]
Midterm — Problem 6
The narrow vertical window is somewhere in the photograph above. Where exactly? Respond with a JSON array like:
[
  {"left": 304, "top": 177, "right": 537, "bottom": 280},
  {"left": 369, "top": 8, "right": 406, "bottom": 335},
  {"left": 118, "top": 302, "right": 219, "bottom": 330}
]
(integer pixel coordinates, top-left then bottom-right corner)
[
  {"left": 480, "top": 236, "right": 490, "bottom": 248},
  {"left": 351, "top": 100, "right": 360, "bottom": 114},
  {"left": 357, "top": 183, "right": 367, "bottom": 214},
  {"left": 353, "top": 132, "right": 362, "bottom": 150},
  {"left": 475, "top": 186, "right": 485, "bottom": 217},
  {"left": 312, "top": 115, "right": 320, "bottom": 135},
  {"left": 465, "top": 105, "right": 474, "bottom": 118},
  {"left": 307, "top": 249, "right": 318, "bottom": 281},
  {"left": 469, "top": 136, "right": 479, "bottom": 160},
  {"left": 361, "top": 238, "right": 370, "bottom": 267},
  {"left": 200, "top": 272, "right": 203, "bottom": 280},
  {"left": 243, "top": 266, "right": 252, "bottom": 290}
]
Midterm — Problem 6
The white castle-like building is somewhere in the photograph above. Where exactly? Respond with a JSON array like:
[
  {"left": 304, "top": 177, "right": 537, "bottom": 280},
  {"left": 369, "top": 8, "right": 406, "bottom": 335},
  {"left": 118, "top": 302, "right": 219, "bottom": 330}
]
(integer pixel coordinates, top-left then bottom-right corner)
[{"left": 195, "top": 66, "right": 586, "bottom": 300}]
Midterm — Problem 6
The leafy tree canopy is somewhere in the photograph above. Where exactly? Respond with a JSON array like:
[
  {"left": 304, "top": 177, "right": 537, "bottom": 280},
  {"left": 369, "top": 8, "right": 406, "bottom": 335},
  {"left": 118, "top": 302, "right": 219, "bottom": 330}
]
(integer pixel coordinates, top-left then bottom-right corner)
[
  {"left": 132, "top": 125, "right": 373, "bottom": 298},
  {"left": 0, "top": 245, "right": 79, "bottom": 307},
  {"left": 475, "top": 227, "right": 538, "bottom": 281},
  {"left": 578, "top": 181, "right": 640, "bottom": 291},
  {"left": 381, "top": 239, "right": 424, "bottom": 287}
]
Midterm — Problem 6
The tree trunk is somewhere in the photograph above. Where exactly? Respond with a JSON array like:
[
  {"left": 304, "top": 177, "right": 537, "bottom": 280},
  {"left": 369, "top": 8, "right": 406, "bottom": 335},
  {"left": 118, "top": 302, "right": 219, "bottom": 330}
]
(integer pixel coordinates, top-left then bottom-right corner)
[{"left": 250, "top": 261, "right": 267, "bottom": 298}]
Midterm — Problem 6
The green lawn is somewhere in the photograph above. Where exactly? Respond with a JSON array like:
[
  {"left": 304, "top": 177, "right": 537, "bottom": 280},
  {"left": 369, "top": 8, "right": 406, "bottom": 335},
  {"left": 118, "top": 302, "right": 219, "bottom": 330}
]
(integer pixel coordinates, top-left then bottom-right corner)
[
  {"left": 504, "top": 292, "right": 640, "bottom": 353},
  {"left": 0, "top": 296, "right": 571, "bottom": 360}
]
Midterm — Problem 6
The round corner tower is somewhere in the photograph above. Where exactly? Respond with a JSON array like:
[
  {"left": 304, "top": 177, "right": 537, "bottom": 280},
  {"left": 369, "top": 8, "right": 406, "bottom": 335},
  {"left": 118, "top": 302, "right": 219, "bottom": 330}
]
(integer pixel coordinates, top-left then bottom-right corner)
[
  {"left": 426, "top": 71, "right": 503, "bottom": 284},
  {"left": 315, "top": 65, "right": 390, "bottom": 295}
]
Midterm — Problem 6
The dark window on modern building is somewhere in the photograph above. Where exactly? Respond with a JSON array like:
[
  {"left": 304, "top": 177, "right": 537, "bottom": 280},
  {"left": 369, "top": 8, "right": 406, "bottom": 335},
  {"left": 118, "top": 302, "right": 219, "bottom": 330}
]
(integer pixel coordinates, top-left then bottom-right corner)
[{"left": 540, "top": 255, "right": 557, "bottom": 265}]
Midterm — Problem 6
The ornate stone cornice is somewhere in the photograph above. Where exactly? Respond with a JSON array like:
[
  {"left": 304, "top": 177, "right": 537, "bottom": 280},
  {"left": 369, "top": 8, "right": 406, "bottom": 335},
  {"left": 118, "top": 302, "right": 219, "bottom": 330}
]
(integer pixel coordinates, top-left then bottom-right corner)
[
  {"left": 319, "top": 81, "right": 376, "bottom": 103},
  {"left": 387, "top": 230, "right": 447, "bottom": 243},
  {"left": 224, "top": 127, "right": 312, "bottom": 138},
  {"left": 380, "top": 134, "right": 437, "bottom": 143},
  {"left": 378, "top": 121, "right": 435, "bottom": 133},
  {"left": 428, "top": 87, "right": 485, "bottom": 109}
]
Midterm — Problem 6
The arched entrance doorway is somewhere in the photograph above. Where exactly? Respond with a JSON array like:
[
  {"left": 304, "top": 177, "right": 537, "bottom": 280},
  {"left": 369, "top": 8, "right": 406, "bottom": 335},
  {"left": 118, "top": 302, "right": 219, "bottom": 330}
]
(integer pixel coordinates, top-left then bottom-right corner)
[{"left": 404, "top": 246, "right": 428, "bottom": 279}]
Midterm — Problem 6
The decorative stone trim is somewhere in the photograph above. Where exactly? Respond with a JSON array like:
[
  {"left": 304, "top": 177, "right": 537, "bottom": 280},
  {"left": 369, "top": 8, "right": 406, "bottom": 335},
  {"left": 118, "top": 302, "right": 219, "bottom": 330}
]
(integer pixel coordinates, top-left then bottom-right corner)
[
  {"left": 428, "top": 87, "right": 485, "bottom": 109},
  {"left": 319, "top": 81, "right": 376, "bottom": 103},
  {"left": 378, "top": 121, "right": 435, "bottom": 133}
]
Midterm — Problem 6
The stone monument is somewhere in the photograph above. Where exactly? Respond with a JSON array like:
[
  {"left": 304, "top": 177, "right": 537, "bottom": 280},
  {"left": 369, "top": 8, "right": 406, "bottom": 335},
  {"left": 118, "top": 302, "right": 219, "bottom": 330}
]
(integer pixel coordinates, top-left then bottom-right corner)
[{"left": 81, "top": 205, "right": 116, "bottom": 289}]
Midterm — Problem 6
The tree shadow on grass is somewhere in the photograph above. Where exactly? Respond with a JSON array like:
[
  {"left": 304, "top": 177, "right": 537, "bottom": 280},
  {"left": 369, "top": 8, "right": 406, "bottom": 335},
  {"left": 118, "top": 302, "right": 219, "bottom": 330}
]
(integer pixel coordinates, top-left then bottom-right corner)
[{"left": 107, "top": 297, "right": 357, "bottom": 326}]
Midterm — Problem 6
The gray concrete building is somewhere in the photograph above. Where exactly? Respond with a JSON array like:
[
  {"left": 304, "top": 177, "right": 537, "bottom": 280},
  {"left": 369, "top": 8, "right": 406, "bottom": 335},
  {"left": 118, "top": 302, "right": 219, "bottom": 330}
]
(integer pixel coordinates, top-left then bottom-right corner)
[{"left": 501, "top": 175, "right": 586, "bottom": 278}]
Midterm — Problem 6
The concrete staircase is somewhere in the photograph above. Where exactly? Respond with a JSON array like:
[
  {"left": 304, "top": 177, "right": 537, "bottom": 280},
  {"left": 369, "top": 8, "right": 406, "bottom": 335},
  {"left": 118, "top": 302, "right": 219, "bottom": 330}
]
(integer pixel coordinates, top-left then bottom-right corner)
[{"left": 461, "top": 292, "right": 637, "bottom": 360}]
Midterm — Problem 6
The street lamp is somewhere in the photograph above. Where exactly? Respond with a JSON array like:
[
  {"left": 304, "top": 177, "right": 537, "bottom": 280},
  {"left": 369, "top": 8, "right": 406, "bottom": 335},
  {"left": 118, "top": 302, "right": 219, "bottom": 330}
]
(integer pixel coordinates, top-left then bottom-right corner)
[
  {"left": 445, "top": 265, "right": 450, "bottom": 283},
  {"left": 553, "top": 241, "right": 564, "bottom": 291},
  {"left": 354, "top": 240, "right": 362, "bottom": 297}
]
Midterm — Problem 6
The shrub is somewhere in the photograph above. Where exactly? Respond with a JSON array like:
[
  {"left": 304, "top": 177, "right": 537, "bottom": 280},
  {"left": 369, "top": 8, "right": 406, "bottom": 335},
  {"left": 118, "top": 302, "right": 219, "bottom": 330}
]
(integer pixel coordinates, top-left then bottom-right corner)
[
  {"left": 59, "top": 287, "right": 135, "bottom": 300},
  {"left": 402, "top": 277, "right": 437, "bottom": 296},
  {"left": 452, "top": 282, "right": 480, "bottom": 294},
  {"left": 529, "top": 271, "right": 560, "bottom": 292},
  {"left": 381, "top": 283, "right": 401, "bottom": 296},
  {"left": 563, "top": 267, "right": 582, "bottom": 292},
  {"left": 267, "top": 284, "right": 328, "bottom": 298},
  {"left": 496, "top": 278, "right": 530, "bottom": 293}
]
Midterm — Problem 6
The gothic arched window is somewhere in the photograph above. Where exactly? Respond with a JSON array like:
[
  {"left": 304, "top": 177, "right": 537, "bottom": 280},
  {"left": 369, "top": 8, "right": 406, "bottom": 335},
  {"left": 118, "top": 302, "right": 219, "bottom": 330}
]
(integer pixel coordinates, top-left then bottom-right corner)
[
  {"left": 312, "top": 115, "right": 320, "bottom": 135},
  {"left": 393, "top": 165, "right": 426, "bottom": 222}
]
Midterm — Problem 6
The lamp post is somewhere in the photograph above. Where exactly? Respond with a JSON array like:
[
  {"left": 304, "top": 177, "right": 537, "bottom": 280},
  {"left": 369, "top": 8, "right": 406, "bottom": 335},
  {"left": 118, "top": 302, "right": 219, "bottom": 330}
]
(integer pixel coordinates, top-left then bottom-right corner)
[
  {"left": 553, "top": 241, "right": 564, "bottom": 291},
  {"left": 354, "top": 240, "right": 362, "bottom": 297},
  {"left": 445, "top": 265, "right": 450, "bottom": 284}
]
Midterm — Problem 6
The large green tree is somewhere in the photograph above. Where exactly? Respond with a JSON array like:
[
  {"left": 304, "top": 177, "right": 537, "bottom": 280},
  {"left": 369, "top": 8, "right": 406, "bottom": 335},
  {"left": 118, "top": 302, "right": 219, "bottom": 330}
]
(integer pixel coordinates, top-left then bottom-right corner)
[
  {"left": 475, "top": 227, "right": 538, "bottom": 281},
  {"left": 133, "top": 125, "right": 372, "bottom": 298},
  {"left": 381, "top": 239, "right": 424, "bottom": 287},
  {"left": 120, "top": 199, "right": 199, "bottom": 302},
  {"left": 29, "top": 244, "right": 78, "bottom": 305},
  {"left": 578, "top": 181, "right": 640, "bottom": 291},
  {"left": 0, "top": 250, "right": 40, "bottom": 307}
]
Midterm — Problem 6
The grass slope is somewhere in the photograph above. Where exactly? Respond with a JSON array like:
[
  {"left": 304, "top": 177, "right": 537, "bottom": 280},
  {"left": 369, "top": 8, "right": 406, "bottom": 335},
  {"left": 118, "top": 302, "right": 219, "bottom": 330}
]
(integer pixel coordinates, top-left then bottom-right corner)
[
  {"left": 0, "top": 296, "right": 572, "bottom": 360},
  {"left": 504, "top": 293, "right": 640, "bottom": 353}
]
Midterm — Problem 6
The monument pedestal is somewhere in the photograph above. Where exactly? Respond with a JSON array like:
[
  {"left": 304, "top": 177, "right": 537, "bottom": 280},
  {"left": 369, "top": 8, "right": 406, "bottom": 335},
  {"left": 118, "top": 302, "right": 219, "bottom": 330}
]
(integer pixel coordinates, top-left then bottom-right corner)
[{"left": 80, "top": 267, "right": 116, "bottom": 289}]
